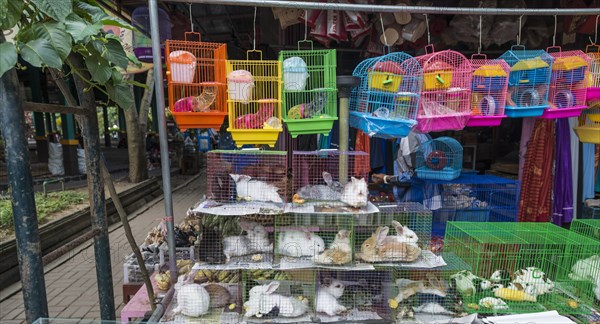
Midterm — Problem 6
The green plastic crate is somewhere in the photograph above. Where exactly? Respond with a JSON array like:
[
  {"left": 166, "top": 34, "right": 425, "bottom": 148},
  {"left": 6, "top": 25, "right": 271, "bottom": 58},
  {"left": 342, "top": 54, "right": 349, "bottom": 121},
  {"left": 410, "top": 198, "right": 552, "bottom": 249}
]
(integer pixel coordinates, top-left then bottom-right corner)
[
  {"left": 571, "top": 219, "right": 600, "bottom": 241},
  {"left": 279, "top": 45, "right": 337, "bottom": 138},
  {"left": 444, "top": 222, "right": 600, "bottom": 315}
]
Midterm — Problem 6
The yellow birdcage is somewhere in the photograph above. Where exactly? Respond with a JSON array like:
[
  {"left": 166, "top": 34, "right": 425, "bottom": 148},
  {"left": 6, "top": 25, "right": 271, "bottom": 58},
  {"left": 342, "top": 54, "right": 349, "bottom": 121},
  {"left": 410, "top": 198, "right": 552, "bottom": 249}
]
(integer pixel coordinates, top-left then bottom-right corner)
[{"left": 226, "top": 51, "right": 282, "bottom": 147}]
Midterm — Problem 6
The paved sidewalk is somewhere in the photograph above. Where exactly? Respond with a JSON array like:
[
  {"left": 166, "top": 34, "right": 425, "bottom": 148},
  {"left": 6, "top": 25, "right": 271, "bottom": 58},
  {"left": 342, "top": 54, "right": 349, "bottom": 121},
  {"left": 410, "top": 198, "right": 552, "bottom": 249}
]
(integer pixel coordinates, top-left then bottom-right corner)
[{"left": 0, "top": 173, "right": 204, "bottom": 323}]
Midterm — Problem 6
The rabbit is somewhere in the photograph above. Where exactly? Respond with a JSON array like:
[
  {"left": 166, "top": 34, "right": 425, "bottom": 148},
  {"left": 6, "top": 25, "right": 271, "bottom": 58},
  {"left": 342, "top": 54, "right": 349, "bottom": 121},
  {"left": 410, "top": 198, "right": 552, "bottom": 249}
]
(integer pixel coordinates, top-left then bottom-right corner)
[
  {"left": 356, "top": 226, "right": 422, "bottom": 263},
  {"left": 393, "top": 279, "right": 425, "bottom": 303},
  {"left": 244, "top": 281, "right": 310, "bottom": 318},
  {"left": 197, "top": 226, "right": 226, "bottom": 264},
  {"left": 204, "top": 283, "right": 232, "bottom": 308},
  {"left": 230, "top": 174, "right": 283, "bottom": 203},
  {"left": 340, "top": 177, "right": 369, "bottom": 208},
  {"left": 313, "top": 229, "right": 352, "bottom": 265},
  {"left": 316, "top": 278, "right": 347, "bottom": 316},
  {"left": 223, "top": 220, "right": 273, "bottom": 262},
  {"left": 173, "top": 275, "right": 210, "bottom": 317},
  {"left": 297, "top": 171, "right": 344, "bottom": 201},
  {"left": 569, "top": 255, "right": 600, "bottom": 283},
  {"left": 277, "top": 229, "right": 325, "bottom": 257},
  {"left": 389, "top": 220, "right": 419, "bottom": 246},
  {"left": 513, "top": 267, "right": 554, "bottom": 297}
]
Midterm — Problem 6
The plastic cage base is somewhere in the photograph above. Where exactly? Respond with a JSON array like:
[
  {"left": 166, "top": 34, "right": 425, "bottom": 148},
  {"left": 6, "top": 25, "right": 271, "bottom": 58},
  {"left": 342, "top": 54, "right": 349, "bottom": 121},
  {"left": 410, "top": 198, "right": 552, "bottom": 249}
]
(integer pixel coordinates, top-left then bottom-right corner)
[
  {"left": 415, "top": 114, "right": 470, "bottom": 133},
  {"left": 574, "top": 126, "right": 600, "bottom": 144},
  {"left": 283, "top": 116, "right": 337, "bottom": 138},
  {"left": 539, "top": 105, "right": 586, "bottom": 119},
  {"left": 504, "top": 105, "right": 547, "bottom": 118},
  {"left": 586, "top": 87, "right": 600, "bottom": 101},
  {"left": 171, "top": 111, "right": 227, "bottom": 130},
  {"left": 349, "top": 111, "right": 416, "bottom": 139},
  {"left": 466, "top": 115, "right": 506, "bottom": 127},
  {"left": 228, "top": 128, "right": 282, "bottom": 147},
  {"left": 415, "top": 167, "right": 461, "bottom": 181}
]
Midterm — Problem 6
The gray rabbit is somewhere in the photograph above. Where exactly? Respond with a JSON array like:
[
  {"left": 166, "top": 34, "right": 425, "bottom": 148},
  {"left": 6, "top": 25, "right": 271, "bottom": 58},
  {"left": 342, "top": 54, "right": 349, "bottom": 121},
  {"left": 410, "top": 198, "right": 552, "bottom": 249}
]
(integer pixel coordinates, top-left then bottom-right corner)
[{"left": 297, "top": 171, "right": 344, "bottom": 201}]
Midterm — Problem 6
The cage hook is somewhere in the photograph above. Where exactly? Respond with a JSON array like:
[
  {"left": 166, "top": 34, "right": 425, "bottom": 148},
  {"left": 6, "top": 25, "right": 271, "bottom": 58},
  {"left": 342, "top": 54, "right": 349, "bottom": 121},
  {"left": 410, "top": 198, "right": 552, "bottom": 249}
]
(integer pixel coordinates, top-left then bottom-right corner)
[
  {"left": 552, "top": 15, "right": 557, "bottom": 47},
  {"left": 478, "top": 15, "right": 483, "bottom": 54},
  {"left": 592, "top": 15, "right": 599, "bottom": 45},
  {"left": 188, "top": 2, "right": 194, "bottom": 33},
  {"left": 424, "top": 13, "right": 431, "bottom": 45},
  {"left": 380, "top": 13, "right": 389, "bottom": 47},
  {"left": 303, "top": 10, "right": 308, "bottom": 41},
  {"left": 253, "top": 6, "right": 257, "bottom": 51},
  {"left": 517, "top": 15, "right": 523, "bottom": 46}
]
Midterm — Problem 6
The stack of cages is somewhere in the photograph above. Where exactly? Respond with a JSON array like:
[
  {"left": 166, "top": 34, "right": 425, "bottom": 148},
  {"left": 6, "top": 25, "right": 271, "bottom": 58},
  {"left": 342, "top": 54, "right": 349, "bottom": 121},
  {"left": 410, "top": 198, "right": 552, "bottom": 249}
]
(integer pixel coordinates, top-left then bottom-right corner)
[
  {"left": 349, "top": 52, "right": 423, "bottom": 139},
  {"left": 279, "top": 44, "right": 338, "bottom": 138},
  {"left": 467, "top": 55, "right": 510, "bottom": 127},
  {"left": 242, "top": 269, "right": 316, "bottom": 323},
  {"left": 314, "top": 269, "right": 396, "bottom": 322},
  {"left": 586, "top": 44, "right": 600, "bottom": 101},
  {"left": 226, "top": 51, "right": 282, "bottom": 147},
  {"left": 421, "top": 174, "right": 520, "bottom": 237},
  {"left": 499, "top": 46, "right": 554, "bottom": 118},
  {"left": 444, "top": 222, "right": 600, "bottom": 315},
  {"left": 166, "top": 32, "right": 228, "bottom": 130},
  {"left": 540, "top": 48, "right": 591, "bottom": 119},
  {"left": 392, "top": 252, "right": 473, "bottom": 323},
  {"left": 354, "top": 203, "right": 431, "bottom": 265},
  {"left": 415, "top": 137, "right": 463, "bottom": 181},
  {"left": 415, "top": 46, "right": 473, "bottom": 133},
  {"left": 575, "top": 46, "right": 600, "bottom": 144}
]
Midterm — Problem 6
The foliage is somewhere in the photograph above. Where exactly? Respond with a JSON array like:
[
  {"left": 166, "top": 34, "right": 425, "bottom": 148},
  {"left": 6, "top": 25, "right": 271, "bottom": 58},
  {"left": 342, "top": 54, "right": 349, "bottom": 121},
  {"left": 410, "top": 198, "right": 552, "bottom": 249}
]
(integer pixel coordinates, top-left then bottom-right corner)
[
  {"left": 0, "top": 0, "right": 140, "bottom": 110},
  {"left": 0, "top": 191, "right": 89, "bottom": 230}
]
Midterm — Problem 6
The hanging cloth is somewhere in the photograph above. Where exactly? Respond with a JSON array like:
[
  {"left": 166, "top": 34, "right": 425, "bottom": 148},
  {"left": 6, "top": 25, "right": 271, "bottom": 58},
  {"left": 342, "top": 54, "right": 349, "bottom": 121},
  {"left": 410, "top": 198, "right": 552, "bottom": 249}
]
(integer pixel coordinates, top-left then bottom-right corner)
[
  {"left": 354, "top": 130, "right": 371, "bottom": 176},
  {"left": 582, "top": 143, "right": 596, "bottom": 201},
  {"left": 519, "top": 119, "right": 555, "bottom": 222},
  {"left": 518, "top": 118, "right": 536, "bottom": 182},
  {"left": 552, "top": 119, "right": 573, "bottom": 226}
]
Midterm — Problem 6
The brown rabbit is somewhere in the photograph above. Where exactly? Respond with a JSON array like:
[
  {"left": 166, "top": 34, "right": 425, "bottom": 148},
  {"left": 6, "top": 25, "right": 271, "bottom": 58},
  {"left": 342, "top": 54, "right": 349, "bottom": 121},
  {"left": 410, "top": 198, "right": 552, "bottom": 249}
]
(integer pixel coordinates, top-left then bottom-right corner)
[{"left": 357, "top": 226, "right": 421, "bottom": 263}]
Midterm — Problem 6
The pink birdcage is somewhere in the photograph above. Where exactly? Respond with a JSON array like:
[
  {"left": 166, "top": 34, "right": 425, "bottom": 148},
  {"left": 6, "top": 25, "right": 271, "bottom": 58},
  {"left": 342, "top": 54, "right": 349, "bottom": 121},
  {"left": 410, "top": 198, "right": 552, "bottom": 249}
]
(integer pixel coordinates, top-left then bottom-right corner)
[
  {"left": 415, "top": 46, "right": 472, "bottom": 133},
  {"left": 540, "top": 47, "right": 591, "bottom": 119},
  {"left": 586, "top": 45, "right": 600, "bottom": 101},
  {"left": 467, "top": 55, "right": 510, "bottom": 127}
]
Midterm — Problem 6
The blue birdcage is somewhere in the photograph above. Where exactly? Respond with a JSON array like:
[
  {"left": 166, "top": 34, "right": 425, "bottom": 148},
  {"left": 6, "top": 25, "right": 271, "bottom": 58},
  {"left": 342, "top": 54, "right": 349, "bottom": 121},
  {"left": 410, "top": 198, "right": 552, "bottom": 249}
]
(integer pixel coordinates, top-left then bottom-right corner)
[
  {"left": 415, "top": 137, "right": 462, "bottom": 181},
  {"left": 499, "top": 46, "right": 554, "bottom": 118},
  {"left": 349, "top": 52, "right": 422, "bottom": 139}
]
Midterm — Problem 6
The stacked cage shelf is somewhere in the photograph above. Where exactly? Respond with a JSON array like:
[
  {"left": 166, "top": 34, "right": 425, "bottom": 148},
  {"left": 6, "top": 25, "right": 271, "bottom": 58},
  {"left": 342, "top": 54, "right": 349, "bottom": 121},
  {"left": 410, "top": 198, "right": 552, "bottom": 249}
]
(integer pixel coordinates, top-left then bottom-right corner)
[
  {"left": 349, "top": 52, "right": 423, "bottom": 138},
  {"left": 467, "top": 55, "right": 510, "bottom": 127},
  {"left": 279, "top": 44, "right": 338, "bottom": 137},
  {"left": 575, "top": 46, "right": 600, "bottom": 143},
  {"left": 166, "top": 32, "right": 228, "bottom": 130},
  {"left": 444, "top": 222, "right": 600, "bottom": 315}
]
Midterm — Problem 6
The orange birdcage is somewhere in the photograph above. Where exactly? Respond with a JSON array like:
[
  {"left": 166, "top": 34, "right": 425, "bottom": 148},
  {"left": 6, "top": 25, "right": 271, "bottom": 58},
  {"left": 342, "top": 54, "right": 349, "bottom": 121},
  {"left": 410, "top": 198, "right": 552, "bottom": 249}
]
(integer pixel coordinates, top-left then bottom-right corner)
[
  {"left": 226, "top": 50, "right": 282, "bottom": 147},
  {"left": 166, "top": 32, "right": 228, "bottom": 130}
]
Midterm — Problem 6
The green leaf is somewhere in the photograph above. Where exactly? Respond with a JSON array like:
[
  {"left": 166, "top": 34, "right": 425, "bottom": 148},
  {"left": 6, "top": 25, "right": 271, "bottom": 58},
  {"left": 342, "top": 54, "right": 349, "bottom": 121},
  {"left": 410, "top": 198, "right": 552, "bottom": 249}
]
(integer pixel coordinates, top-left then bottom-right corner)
[
  {"left": 101, "top": 18, "right": 132, "bottom": 29},
  {"left": 74, "top": 0, "right": 107, "bottom": 21},
  {"left": 32, "top": 22, "right": 72, "bottom": 60},
  {"left": 111, "top": 68, "right": 123, "bottom": 83},
  {"left": 0, "top": 42, "right": 18, "bottom": 78},
  {"left": 29, "top": 0, "right": 72, "bottom": 21},
  {"left": 106, "top": 81, "right": 134, "bottom": 109},
  {"left": 19, "top": 39, "right": 63, "bottom": 69},
  {"left": 85, "top": 54, "right": 111, "bottom": 85},
  {"left": 0, "top": 0, "right": 23, "bottom": 30},
  {"left": 127, "top": 79, "right": 148, "bottom": 89},
  {"left": 126, "top": 52, "right": 142, "bottom": 67},
  {"left": 103, "top": 38, "right": 128, "bottom": 69},
  {"left": 64, "top": 13, "right": 101, "bottom": 42}
]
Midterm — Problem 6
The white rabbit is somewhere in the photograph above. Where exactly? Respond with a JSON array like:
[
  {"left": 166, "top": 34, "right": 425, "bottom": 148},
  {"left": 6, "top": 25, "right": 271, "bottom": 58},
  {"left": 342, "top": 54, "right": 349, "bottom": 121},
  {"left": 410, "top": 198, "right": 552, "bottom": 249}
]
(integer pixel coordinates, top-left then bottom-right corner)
[
  {"left": 313, "top": 229, "right": 352, "bottom": 265},
  {"left": 277, "top": 229, "right": 325, "bottom": 257},
  {"left": 230, "top": 174, "right": 283, "bottom": 203},
  {"left": 172, "top": 276, "right": 210, "bottom": 317},
  {"left": 513, "top": 267, "right": 554, "bottom": 297},
  {"left": 569, "top": 255, "right": 600, "bottom": 282},
  {"left": 223, "top": 220, "right": 272, "bottom": 262},
  {"left": 297, "top": 171, "right": 344, "bottom": 201},
  {"left": 389, "top": 221, "right": 419, "bottom": 246},
  {"left": 316, "top": 278, "right": 347, "bottom": 316},
  {"left": 595, "top": 276, "right": 600, "bottom": 301},
  {"left": 245, "top": 281, "right": 309, "bottom": 318},
  {"left": 340, "top": 177, "right": 368, "bottom": 208}
]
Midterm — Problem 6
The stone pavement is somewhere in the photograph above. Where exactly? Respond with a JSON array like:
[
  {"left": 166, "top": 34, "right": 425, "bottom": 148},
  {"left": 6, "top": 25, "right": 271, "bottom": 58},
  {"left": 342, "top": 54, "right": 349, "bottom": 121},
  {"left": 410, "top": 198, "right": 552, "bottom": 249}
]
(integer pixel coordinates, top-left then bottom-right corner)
[{"left": 0, "top": 173, "right": 204, "bottom": 323}]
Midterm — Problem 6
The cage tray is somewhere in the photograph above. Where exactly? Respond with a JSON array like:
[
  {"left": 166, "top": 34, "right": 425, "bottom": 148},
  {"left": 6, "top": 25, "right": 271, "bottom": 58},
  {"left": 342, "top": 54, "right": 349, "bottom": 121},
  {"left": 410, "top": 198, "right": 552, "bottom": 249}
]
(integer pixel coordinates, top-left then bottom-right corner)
[
  {"left": 466, "top": 115, "right": 505, "bottom": 127},
  {"left": 539, "top": 106, "right": 586, "bottom": 119},
  {"left": 171, "top": 111, "right": 228, "bottom": 130},
  {"left": 504, "top": 105, "right": 547, "bottom": 118},
  {"left": 349, "top": 111, "right": 416, "bottom": 139},
  {"left": 284, "top": 201, "right": 379, "bottom": 215},
  {"left": 356, "top": 250, "right": 446, "bottom": 269},
  {"left": 190, "top": 200, "right": 284, "bottom": 216},
  {"left": 284, "top": 116, "right": 337, "bottom": 138}
]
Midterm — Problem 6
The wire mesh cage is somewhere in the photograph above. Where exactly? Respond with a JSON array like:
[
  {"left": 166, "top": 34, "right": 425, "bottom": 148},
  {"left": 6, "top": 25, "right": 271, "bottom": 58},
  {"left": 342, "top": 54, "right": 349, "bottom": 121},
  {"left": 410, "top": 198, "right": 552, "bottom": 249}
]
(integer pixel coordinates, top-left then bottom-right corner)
[
  {"left": 226, "top": 51, "right": 282, "bottom": 147},
  {"left": 444, "top": 222, "right": 600, "bottom": 315},
  {"left": 421, "top": 174, "right": 520, "bottom": 237},
  {"left": 349, "top": 52, "right": 423, "bottom": 138},
  {"left": 131, "top": 6, "right": 171, "bottom": 62},
  {"left": 242, "top": 269, "right": 315, "bottom": 322},
  {"left": 467, "top": 55, "right": 510, "bottom": 127},
  {"left": 274, "top": 214, "right": 354, "bottom": 267},
  {"left": 291, "top": 150, "right": 370, "bottom": 208},
  {"left": 415, "top": 137, "right": 463, "bottom": 181},
  {"left": 392, "top": 254, "right": 472, "bottom": 322},
  {"left": 354, "top": 203, "right": 430, "bottom": 264},
  {"left": 314, "top": 269, "right": 395, "bottom": 322},
  {"left": 582, "top": 205, "right": 600, "bottom": 219},
  {"left": 498, "top": 46, "right": 555, "bottom": 118},
  {"left": 166, "top": 32, "right": 228, "bottom": 130},
  {"left": 586, "top": 45, "right": 600, "bottom": 101},
  {"left": 415, "top": 46, "right": 472, "bottom": 133},
  {"left": 574, "top": 107, "right": 600, "bottom": 144},
  {"left": 571, "top": 219, "right": 600, "bottom": 241},
  {"left": 540, "top": 48, "right": 591, "bottom": 119},
  {"left": 279, "top": 44, "right": 338, "bottom": 138},
  {"left": 206, "top": 150, "right": 288, "bottom": 204}
]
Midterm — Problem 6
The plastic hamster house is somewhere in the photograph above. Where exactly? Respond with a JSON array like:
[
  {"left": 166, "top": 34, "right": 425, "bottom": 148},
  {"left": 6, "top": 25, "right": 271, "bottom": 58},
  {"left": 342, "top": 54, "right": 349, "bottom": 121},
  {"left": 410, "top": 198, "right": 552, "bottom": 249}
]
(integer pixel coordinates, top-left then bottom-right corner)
[{"left": 166, "top": 32, "right": 228, "bottom": 130}]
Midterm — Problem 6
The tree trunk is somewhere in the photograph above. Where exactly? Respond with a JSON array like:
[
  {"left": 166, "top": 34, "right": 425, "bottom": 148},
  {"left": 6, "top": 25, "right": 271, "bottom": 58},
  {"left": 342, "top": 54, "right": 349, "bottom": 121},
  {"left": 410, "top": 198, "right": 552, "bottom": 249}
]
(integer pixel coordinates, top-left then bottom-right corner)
[
  {"left": 138, "top": 69, "right": 154, "bottom": 134},
  {"left": 123, "top": 74, "right": 149, "bottom": 183}
]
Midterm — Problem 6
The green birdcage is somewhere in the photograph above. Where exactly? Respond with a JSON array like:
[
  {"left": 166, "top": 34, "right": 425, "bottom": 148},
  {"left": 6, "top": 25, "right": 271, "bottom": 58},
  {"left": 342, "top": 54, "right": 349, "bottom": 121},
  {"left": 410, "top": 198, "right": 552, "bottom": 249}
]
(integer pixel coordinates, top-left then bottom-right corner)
[
  {"left": 279, "top": 42, "right": 337, "bottom": 138},
  {"left": 444, "top": 222, "right": 600, "bottom": 315}
]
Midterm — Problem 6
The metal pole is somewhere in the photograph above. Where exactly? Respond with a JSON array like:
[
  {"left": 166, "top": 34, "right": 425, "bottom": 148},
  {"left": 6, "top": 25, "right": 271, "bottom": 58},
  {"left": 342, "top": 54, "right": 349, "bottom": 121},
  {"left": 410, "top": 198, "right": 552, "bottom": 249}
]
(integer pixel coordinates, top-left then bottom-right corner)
[
  {"left": 0, "top": 35, "right": 49, "bottom": 323},
  {"left": 167, "top": 0, "right": 600, "bottom": 16},
  {"left": 148, "top": 0, "right": 177, "bottom": 281},
  {"left": 337, "top": 76, "right": 360, "bottom": 186}
]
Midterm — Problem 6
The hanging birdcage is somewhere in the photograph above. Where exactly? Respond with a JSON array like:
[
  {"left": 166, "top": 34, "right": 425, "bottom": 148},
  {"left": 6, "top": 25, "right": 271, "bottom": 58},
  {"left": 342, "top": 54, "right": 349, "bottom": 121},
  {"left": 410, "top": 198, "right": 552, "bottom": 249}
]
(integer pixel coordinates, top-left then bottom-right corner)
[
  {"left": 540, "top": 48, "right": 590, "bottom": 119},
  {"left": 415, "top": 137, "right": 463, "bottom": 181},
  {"left": 585, "top": 45, "right": 600, "bottom": 101},
  {"left": 131, "top": 6, "right": 171, "bottom": 62},
  {"left": 166, "top": 32, "right": 228, "bottom": 130},
  {"left": 499, "top": 46, "right": 554, "bottom": 118},
  {"left": 574, "top": 106, "right": 600, "bottom": 144},
  {"left": 279, "top": 42, "right": 338, "bottom": 138},
  {"left": 226, "top": 51, "right": 282, "bottom": 147},
  {"left": 467, "top": 55, "right": 510, "bottom": 127},
  {"left": 415, "top": 46, "right": 472, "bottom": 133},
  {"left": 349, "top": 52, "right": 422, "bottom": 139}
]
